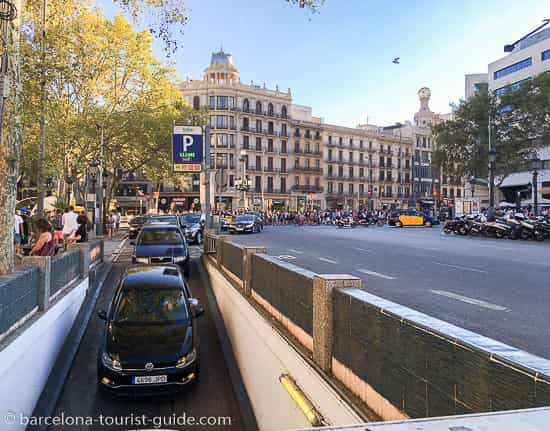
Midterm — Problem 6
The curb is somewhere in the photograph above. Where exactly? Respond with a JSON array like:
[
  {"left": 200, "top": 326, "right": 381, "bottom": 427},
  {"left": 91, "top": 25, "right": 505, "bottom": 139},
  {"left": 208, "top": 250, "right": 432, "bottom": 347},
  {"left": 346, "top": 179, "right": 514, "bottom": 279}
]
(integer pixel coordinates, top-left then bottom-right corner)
[{"left": 29, "top": 242, "right": 122, "bottom": 431}]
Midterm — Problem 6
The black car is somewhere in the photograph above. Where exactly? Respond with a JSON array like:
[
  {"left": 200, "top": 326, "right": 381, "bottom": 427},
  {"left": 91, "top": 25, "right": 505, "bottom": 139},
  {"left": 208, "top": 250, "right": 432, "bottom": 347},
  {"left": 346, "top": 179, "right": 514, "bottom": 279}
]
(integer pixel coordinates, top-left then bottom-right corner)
[
  {"left": 128, "top": 215, "right": 149, "bottom": 239},
  {"left": 245, "top": 211, "right": 264, "bottom": 230},
  {"left": 180, "top": 213, "right": 205, "bottom": 245},
  {"left": 229, "top": 214, "right": 262, "bottom": 233},
  {"left": 131, "top": 224, "right": 190, "bottom": 276},
  {"left": 97, "top": 265, "right": 204, "bottom": 395}
]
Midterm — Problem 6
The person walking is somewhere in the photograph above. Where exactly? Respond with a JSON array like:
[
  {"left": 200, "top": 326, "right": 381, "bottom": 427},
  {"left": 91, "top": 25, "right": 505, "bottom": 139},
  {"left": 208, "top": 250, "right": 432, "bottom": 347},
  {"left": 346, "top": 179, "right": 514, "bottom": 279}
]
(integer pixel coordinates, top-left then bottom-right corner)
[
  {"left": 14, "top": 210, "right": 24, "bottom": 258},
  {"left": 61, "top": 206, "right": 78, "bottom": 250},
  {"left": 67, "top": 213, "right": 89, "bottom": 246}
]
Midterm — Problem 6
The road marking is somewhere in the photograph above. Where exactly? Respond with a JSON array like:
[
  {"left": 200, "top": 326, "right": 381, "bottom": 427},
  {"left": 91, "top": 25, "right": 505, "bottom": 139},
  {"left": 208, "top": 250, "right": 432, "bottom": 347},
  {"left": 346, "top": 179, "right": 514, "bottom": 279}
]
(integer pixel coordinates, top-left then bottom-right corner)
[
  {"left": 288, "top": 249, "right": 303, "bottom": 254},
  {"left": 356, "top": 269, "right": 396, "bottom": 280},
  {"left": 432, "top": 261, "right": 489, "bottom": 274},
  {"left": 430, "top": 290, "right": 508, "bottom": 311},
  {"left": 317, "top": 257, "right": 338, "bottom": 264},
  {"left": 277, "top": 255, "right": 297, "bottom": 260},
  {"left": 352, "top": 247, "right": 371, "bottom": 252}
]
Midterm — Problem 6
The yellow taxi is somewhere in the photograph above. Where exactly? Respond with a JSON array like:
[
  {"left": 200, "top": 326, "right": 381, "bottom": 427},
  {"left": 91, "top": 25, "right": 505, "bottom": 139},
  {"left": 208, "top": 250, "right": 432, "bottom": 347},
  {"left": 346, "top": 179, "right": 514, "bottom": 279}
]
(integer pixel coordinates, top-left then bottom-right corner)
[{"left": 388, "top": 210, "right": 437, "bottom": 227}]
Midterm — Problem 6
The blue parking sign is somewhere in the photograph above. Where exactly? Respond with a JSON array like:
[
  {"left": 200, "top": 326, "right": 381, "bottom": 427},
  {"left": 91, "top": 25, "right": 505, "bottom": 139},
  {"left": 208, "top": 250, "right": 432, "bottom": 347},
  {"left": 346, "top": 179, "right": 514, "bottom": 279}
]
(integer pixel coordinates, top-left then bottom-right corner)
[{"left": 172, "top": 126, "right": 203, "bottom": 172}]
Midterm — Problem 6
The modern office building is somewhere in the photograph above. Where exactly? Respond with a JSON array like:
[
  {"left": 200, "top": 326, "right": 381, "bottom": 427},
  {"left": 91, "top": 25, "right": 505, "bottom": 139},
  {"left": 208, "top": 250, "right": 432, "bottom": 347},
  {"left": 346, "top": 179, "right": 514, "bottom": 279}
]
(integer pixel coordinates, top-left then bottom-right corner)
[{"left": 488, "top": 26, "right": 550, "bottom": 209}]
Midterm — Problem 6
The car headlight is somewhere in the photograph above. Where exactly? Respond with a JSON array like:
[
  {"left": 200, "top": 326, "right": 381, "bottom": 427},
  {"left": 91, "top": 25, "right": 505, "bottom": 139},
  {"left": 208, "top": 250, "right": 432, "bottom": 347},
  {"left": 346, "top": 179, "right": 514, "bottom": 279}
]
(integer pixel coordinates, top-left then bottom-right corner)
[
  {"left": 176, "top": 348, "right": 197, "bottom": 368},
  {"left": 102, "top": 352, "right": 122, "bottom": 371},
  {"left": 246, "top": 223, "right": 254, "bottom": 228},
  {"left": 135, "top": 257, "right": 149, "bottom": 264},
  {"left": 173, "top": 256, "right": 187, "bottom": 263}
]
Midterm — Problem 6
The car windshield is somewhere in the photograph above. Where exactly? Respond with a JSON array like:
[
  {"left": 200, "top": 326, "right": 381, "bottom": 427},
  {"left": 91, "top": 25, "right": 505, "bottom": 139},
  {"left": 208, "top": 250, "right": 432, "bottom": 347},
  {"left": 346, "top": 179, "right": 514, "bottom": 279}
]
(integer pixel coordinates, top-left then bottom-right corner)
[
  {"left": 139, "top": 228, "right": 183, "bottom": 245},
  {"left": 235, "top": 215, "right": 254, "bottom": 222},
  {"left": 183, "top": 214, "right": 201, "bottom": 224},
  {"left": 113, "top": 288, "right": 189, "bottom": 324},
  {"left": 148, "top": 216, "right": 178, "bottom": 224}
]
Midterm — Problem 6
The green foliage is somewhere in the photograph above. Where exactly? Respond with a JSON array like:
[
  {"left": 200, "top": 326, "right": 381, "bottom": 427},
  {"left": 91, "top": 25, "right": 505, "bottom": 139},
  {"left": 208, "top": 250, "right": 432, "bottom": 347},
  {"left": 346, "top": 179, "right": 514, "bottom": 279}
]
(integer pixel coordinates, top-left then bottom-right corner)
[{"left": 433, "top": 73, "right": 550, "bottom": 184}]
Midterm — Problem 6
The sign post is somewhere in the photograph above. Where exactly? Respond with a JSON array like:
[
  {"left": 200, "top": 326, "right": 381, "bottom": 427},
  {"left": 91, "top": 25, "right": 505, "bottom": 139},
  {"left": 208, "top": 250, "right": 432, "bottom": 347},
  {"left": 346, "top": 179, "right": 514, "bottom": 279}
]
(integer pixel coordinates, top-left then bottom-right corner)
[{"left": 172, "top": 126, "right": 203, "bottom": 173}]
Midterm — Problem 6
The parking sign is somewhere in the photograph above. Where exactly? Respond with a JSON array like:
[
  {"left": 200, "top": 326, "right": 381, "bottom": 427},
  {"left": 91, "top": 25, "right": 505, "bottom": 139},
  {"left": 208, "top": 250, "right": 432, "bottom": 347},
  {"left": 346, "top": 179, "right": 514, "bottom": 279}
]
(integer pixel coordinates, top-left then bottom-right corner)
[{"left": 172, "top": 126, "right": 203, "bottom": 172}]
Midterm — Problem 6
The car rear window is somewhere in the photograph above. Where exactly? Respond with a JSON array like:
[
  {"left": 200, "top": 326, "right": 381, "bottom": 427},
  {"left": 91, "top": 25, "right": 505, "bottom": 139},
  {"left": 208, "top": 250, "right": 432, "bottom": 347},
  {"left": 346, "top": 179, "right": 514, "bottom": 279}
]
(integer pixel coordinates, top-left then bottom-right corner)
[
  {"left": 113, "top": 288, "right": 189, "bottom": 324},
  {"left": 139, "top": 228, "right": 183, "bottom": 245}
]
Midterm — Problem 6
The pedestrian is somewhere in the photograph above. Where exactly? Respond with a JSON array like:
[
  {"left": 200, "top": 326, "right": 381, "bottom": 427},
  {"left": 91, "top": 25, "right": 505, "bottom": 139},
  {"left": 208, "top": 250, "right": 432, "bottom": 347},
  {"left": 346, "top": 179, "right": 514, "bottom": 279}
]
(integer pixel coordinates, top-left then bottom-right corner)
[
  {"left": 30, "top": 218, "right": 56, "bottom": 257},
  {"left": 14, "top": 210, "right": 24, "bottom": 258},
  {"left": 68, "top": 214, "right": 89, "bottom": 246},
  {"left": 107, "top": 212, "right": 115, "bottom": 239},
  {"left": 113, "top": 211, "right": 120, "bottom": 234},
  {"left": 61, "top": 206, "right": 79, "bottom": 251}
]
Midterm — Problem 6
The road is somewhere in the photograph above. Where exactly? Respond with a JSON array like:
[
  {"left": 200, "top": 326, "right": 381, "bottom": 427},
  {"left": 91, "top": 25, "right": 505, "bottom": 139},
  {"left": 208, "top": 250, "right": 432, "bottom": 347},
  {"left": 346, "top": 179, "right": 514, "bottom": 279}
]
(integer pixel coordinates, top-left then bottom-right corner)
[
  {"left": 52, "top": 245, "right": 250, "bottom": 430},
  {"left": 230, "top": 225, "right": 550, "bottom": 359}
]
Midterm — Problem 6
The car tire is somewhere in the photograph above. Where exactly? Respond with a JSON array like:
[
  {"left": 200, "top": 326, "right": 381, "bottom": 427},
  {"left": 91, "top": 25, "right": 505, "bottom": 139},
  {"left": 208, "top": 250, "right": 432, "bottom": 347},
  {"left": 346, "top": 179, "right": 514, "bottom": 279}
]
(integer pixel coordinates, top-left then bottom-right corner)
[
  {"left": 444, "top": 228, "right": 452, "bottom": 235},
  {"left": 196, "top": 232, "right": 203, "bottom": 245},
  {"left": 395, "top": 221, "right": 403, "bottom": 228}
]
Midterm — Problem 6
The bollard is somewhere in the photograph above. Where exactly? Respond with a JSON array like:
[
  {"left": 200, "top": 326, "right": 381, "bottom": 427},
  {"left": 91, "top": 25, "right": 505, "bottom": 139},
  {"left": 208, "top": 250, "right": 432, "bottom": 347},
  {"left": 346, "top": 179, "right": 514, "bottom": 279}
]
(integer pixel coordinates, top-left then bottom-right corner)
[
  {"left": 312, "top": 274, "right": 361, "bottom": 373},
  {"left": 242, "top": 247, "right": 267, "bottom": 297},
  {"left": 21, "top": 256, "right": 52, "bottom": 311}
]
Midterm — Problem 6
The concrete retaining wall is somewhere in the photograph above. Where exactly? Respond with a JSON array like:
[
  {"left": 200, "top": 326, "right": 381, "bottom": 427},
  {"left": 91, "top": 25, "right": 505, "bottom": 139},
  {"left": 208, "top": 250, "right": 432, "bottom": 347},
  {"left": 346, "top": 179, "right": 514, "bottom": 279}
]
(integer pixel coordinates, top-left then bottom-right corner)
[
  {"left": 0, "top": 278, "right": 88, "bottom": 431},
  {"left": 204, "top": 256, "right": 364, "bottom": 431}
]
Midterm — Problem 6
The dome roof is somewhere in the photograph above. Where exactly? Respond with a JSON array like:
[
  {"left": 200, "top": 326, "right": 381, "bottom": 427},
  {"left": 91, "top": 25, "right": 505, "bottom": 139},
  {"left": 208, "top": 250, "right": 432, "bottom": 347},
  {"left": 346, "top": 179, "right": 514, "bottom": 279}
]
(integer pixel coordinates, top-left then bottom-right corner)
[{"left": 210, "top": 49, "right": 234, "bottom": 67}]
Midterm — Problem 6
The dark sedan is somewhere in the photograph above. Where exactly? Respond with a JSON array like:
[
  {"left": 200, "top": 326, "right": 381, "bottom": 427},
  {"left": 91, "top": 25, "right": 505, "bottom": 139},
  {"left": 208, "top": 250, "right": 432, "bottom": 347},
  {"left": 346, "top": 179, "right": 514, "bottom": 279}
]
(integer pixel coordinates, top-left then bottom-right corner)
[
  {"left": 131, "top": 224, "right": 190, "bottom": 276},
  {"left": 128, "top": 216, "right": 149, "bottom": 239},
  {"left": 180, "top": 213, "right": 205, "bottom": 245},
  {"left": 97, "top": 265, "right": 204, "bottom": 395},
  {"left": 228, "top": 214, "right": 262, "bottom": 234}
]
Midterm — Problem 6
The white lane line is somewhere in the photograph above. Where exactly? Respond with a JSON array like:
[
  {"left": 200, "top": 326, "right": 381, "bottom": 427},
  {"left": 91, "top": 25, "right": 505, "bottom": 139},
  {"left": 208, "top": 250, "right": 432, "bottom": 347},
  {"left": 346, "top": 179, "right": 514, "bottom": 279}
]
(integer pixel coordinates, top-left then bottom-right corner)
[
  {"left": 430, "top": 289, "right": 508, "bottom": 311},
  {"left": 352, "top": 247, "right": 371, "bottom": 252},
  {"left": 356, "top": 269, "right": 396, "bottom": 280},
  {"left": 317, "top": 257, "right": 338, "bottom": 264},
  {"left": 432, "top": 261, "right": 488, "bottom": 274},
  {"left": 288, "top": 249, "right": 303, "bottom": 255}
]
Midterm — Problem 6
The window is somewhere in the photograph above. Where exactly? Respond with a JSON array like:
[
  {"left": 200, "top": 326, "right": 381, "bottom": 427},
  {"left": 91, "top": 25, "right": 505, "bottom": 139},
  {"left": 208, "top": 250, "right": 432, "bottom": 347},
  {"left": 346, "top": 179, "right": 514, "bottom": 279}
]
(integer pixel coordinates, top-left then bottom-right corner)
[
  {"left": 281, "top": 105, "right": 287, "bottom": 118},
  {"left": 328, "top": 182, "right": 333, "bottom": 193},
  {"left": 328, "top": 135, "right": 332, "bottom": 144},
  {"left": 360, "top": 140, "right": 364, "bottom": 149},
  {"left": 315, "top": 159, "right": 320, "bottom": 169},
  {"left": 256, "top": 119, "right": 262, "bottom": 132},
  {"left": 193, "top": 96, "right": 200, "bottom": 110},
  {"left": 243, "top": 99, "right": 250, "bottom": 112},
  {"left": 338, "top": 183, "right": 344, "bottom": 193},
  {"left": 349, "top": 151, "right": 353, "bottom": 162},
  {"left": 315, "top": 177, "right": 320, "bottom": 187},
  {"left": 328, "top": 149, "right": 333, "bottom": 161},
  {"left": 348, "top": 166, "right": 353, "bottom": 178},
  {"left": 338, "top": 150, "right": 343, "bottom": 162},
  {"left": 242, "top": 117, "right": 249, "bottom": 131},
  {"left": 281, "top": 158, "right": 286, "bottom": 172},
  {"left": 268, "top": 122, "right": 274, "bottom": 134},
  {"left": 281, "top": 177, "right": 286, "bottom": 193},
  {"left": 267, "top": 139, "right": 274, "bottom": 152},
  {"left": 495, "top": 77, "right": 531, "bottom": 97},
  {"left": 267, "top": 157, "right": 274, "bottom": 170},
  {"left": 216, "top": 116, "right": 227, "bottom": 128},
  {"left": 543, "top": 49, "right": 550, "bottom": 61},
  {"left": 281, "top": 140, "right": 287, "bottom": 153},
  {"left": 209, "top": 96, "right": 215, "bottom": 109},
  {"left": 255, "top": 155, "right": 262, "bottom": 170},
  {"left": 339, "top": 137, "right": 343, "bottom": 146},
  {"left": 230, "top": 116, "right": 235, "bottom": 129},
  {"left": 328, "top": 165, "right": 333, "bottom": 176},
  {"left": 229, "top": 175, "right": 234, "bottom": 187},
  {"left": 379, "top": 171, "right": 385, "bottom": 181},
  {"left": 256, "top": 101, "right": 262, "bottom": 114},
  {"left": 295, "top": 157, "right": 300, "bottom": 168},
  {"left": 267, "top": 177, "right": 273, "bottom": 192},
  {"left": 243, "top": 135, "right": 249, "bottom": 149},
  {"left": 338, "top": 165, "right": 343, "bottom": 177},
  {"left": 255, "top": 176, "right": 261, "bottom": 193},
  {"left": 281, "top": 124, "right": 287, "bottom": 136},
  {"left": 348, "top": 183, "right": 354, "bottom": 194},
  {"left": 217, "top": 96, "right": 228, "bottom": 109},
  {"left": 294, "top": 176, "right": 300, "bottom": 185},
  {"left": 209, "top": 115, "right": 215, "bottom": 128},
  {"left": 268, "top": 103, "right": 274, "bottom": 116},
  {"left": 493, "top": 57, "right": 532, "bottom": 79},
  {"left": 229, "top": 97, "right": 235, "bottom": 109},
  {"left": 359, "top": 168, "right": 364, "bottom": 178},
  {"left": 256, "top": 137, "right": 262, "bottom": 151}
]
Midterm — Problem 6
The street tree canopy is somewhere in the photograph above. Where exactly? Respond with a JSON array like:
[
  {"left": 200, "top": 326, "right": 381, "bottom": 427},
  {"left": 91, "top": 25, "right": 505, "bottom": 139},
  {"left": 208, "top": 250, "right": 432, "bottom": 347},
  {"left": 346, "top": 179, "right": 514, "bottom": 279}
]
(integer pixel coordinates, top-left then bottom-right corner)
[{"left": 432, "top": 73, "right": 550, "bottom": 185}]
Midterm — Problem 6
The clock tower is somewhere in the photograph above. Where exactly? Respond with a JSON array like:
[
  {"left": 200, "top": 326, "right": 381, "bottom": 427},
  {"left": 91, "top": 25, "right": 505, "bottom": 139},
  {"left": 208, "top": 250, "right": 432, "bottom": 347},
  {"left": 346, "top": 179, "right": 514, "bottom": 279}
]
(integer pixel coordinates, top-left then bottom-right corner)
[{"left": 414, "top": 87, "right": 435, "bottom": 127}]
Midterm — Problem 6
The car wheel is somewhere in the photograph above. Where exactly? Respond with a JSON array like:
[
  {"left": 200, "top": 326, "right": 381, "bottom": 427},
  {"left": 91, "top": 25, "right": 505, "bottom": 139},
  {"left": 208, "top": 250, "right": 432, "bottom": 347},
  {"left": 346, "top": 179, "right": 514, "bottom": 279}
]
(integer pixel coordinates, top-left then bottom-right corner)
[
  {"left": 444, "top": 228, "right": 452, "bottom": 235},
  {"left": 196, "top": 232, "right": 203, "bottom": 245},
  {"left": 395, "top": 221, "right": 403, "bottom": 228}
]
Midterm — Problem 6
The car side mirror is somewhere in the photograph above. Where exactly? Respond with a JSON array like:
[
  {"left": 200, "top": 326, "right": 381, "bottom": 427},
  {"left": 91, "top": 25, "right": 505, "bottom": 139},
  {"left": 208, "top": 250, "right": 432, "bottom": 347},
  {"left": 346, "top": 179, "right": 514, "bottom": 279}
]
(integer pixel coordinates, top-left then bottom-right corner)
[
  {"left": 97, "top": 309, "right": 108, "bottom": 320},
  {"left": 188, "top": 297, "right": 199, "bottom": 308}
]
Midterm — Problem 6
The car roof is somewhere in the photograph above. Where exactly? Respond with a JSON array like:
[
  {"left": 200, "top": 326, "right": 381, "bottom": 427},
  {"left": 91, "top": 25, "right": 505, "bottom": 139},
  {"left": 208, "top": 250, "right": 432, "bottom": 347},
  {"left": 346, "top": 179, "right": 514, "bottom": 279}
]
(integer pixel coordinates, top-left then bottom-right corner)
[
  {"left": 121, "top": 265, "right": 184, "bottom": 290},
  {"left": 141, "top": 223, "right": 181, "bottom": 229}
]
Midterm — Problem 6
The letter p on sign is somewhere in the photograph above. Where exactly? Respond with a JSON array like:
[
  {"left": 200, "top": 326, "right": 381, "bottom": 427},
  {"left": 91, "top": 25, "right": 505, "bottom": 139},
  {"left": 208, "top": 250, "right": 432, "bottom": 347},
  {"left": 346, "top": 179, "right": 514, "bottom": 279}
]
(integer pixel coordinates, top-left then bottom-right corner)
[{"left": 183, "top": 135, "right": 194, "bottom": 151}]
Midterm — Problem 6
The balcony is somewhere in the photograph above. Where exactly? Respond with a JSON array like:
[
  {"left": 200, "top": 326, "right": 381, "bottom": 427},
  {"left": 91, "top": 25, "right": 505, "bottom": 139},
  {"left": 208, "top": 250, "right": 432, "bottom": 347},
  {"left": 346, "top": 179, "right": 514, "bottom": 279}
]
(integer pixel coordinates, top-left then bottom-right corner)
[
  {"left": 263, "top": 189, "right": 289, "bottom": 195},
  {"left": 314, "top": 133, "right": 321, "bottom": 141},
  {"left": 326, "top": 173, "right": 347, "bottom": 180},
  {"left": 291, "top": 185, "right": 324, "bottom": 193},
  {"left": 291, "top": 166, "right": 323, "bottom": 174},
  {"left": 326, "top": 191, "right": 354, "bottom": 198}
]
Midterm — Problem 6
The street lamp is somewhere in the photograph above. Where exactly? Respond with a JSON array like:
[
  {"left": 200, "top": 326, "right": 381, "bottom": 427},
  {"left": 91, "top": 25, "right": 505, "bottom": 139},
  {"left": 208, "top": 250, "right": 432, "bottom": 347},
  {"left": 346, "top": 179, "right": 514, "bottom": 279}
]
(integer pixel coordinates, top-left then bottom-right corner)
[
  {"left": 487, "top": 147, "right": 497, "bottom": 221},
  {"left": 530, "top": 154, "right": 542, "bottom": 216},
  {"left": 88, "top": 159, "right": 99, "bottom": 234}
]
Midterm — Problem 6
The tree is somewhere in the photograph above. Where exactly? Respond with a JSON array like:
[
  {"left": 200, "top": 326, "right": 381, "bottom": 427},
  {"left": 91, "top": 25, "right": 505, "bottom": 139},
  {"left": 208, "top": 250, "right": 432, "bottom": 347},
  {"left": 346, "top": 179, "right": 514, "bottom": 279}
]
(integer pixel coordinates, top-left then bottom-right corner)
[{"left": 432, "top": 76, "right": 549, "bottom": 186}]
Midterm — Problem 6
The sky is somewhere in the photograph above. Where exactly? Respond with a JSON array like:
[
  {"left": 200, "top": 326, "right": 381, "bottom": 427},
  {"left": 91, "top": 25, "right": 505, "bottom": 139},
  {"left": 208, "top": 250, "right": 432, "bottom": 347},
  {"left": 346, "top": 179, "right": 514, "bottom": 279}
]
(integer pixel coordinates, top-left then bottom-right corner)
[{"left": 98, "top": 0, "right": 549, "bottom": 127}]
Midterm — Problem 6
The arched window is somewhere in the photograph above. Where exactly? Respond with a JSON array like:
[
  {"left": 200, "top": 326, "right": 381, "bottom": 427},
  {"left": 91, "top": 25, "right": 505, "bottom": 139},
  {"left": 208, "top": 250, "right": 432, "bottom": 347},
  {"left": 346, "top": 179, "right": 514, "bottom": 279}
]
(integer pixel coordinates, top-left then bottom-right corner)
[
  {"left": 193, "top": 96, "right": 200, "bottom": 110},
  {"left": 281, "top": 105, "right": 287, "bottom": 118},
  {"left": 256, "top": 101, "right": 262, "bottom": 114},
  {"left": 268, "top": 103, "right": 274, "bottom": 116},
  {"left": 243, "top": 99, "right": 249, "bottom": 112}
]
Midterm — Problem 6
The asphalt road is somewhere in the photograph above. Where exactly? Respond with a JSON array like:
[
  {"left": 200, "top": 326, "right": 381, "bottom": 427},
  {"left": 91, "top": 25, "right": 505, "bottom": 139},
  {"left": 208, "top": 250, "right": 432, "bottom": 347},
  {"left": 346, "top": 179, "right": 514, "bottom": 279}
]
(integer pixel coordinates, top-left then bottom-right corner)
[
  {"left": 229, "top": 225, "right": 550, "bottom": 359},
  {"left": 52, "top": 246, "right": 248, "bottom": 431}
]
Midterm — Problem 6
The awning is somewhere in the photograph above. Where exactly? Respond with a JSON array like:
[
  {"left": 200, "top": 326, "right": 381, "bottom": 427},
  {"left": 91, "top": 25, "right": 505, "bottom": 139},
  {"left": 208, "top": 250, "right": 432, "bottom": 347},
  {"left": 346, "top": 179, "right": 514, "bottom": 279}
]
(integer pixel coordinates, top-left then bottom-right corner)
[{"left": 499, "top": 171, "right": 532, "bottom": 188}]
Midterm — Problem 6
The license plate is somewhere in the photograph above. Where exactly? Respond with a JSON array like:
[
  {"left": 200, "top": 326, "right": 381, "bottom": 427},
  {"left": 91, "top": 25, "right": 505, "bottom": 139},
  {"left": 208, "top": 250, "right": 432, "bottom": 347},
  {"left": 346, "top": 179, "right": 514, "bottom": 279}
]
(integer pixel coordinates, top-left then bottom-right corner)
[{"left": 133, "top": 375, "right": 167, "bottom": 385}]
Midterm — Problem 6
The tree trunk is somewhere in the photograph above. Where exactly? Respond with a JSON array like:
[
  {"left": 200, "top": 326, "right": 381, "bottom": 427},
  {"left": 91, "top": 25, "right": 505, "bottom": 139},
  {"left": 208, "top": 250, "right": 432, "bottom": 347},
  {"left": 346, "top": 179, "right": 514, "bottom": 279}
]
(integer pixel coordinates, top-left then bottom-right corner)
[{"left": 0, "top": 0, "right": 22, "bottom": 275}]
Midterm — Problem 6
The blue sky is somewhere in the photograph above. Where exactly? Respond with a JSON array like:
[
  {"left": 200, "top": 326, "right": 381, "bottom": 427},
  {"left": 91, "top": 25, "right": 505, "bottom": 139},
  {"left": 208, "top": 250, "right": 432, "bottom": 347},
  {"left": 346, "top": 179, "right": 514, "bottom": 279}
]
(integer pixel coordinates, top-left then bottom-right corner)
[{"left": 99, "top": 0, "right": 549, "bottom": 127}]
